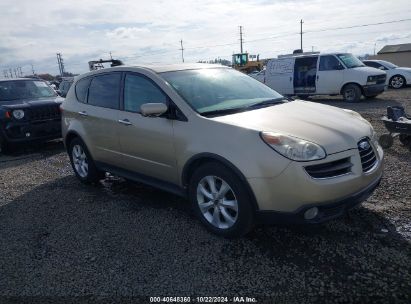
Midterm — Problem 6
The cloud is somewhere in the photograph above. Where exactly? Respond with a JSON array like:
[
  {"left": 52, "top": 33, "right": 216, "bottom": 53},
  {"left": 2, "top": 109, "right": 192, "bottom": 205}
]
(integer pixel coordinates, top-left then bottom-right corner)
[{"left": 0, "top": 0, "right": 410, "bottom": 75}]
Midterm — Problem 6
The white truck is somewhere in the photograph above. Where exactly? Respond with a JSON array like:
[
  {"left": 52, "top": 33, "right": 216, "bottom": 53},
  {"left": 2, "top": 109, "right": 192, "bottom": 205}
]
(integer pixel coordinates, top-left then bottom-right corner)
[{"left": 257, "top": 52, "right": 387, "bottom": 102}]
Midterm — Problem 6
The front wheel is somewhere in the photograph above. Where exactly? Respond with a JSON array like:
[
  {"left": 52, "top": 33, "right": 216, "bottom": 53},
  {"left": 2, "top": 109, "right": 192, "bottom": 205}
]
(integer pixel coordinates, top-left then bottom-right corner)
[
  {"left": 342, "top": 84, "right": 362, "bottom": 102},
  {"left": 68, "top": 137, "right": 105, "bottom": 184},
  {"left": 390, "top": 75, "right": 406, "bottom": 89},
  {"left": 189, "top": 162, "right": 254, "bottom": 238}
]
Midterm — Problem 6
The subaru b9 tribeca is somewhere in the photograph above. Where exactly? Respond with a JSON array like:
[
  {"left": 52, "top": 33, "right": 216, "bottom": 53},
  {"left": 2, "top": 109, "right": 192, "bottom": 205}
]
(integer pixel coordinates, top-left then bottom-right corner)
[{"left": 61, "top": 64, "right": 383, "bottom": 237}]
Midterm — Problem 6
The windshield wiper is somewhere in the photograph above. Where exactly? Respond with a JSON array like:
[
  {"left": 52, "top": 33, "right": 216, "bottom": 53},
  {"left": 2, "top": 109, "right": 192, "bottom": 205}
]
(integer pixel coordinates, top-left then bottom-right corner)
[
  {"left": 246, "top": 98, "right": 286, "bottom": 109},
  {"left": 200, "top": 107, "right": 248, "bottom": 117}
]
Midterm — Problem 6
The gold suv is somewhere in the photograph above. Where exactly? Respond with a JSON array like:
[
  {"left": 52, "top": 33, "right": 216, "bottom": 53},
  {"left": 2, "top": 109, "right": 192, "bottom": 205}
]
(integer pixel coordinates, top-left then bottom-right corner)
[{"left": 62, "top": 64, "right": 383, "bottom": 237}]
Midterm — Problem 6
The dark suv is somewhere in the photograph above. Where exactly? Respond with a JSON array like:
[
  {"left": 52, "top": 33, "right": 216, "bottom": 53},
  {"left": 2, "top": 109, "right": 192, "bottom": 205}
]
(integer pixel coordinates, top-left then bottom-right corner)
[
  {"left": 58, "top": 78, "right": 74, "bottom": 97},
  {"left": 0, "top": 78, "right": 64, "bottom": 152}
]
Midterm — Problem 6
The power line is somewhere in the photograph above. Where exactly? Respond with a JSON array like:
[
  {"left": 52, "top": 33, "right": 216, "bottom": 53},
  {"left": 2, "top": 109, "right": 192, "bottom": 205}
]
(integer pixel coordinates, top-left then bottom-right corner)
[{"left": 305, "top": 18, "right": 411, "bottom": 34}]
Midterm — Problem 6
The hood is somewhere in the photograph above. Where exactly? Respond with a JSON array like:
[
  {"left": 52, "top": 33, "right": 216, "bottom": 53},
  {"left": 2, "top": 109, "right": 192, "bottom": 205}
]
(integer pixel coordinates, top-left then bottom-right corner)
[
  {"left": 351, "top": 66, "right": 386, "bottom": 76},
  {"left": 210, "top": 101, "right": 373, "bottom": 154},
  {"left": 0, "top": 96, "right": 64, "bottom": 108},
  {"left": 394, "top": 67, "right": 411, "bottom": 73}
]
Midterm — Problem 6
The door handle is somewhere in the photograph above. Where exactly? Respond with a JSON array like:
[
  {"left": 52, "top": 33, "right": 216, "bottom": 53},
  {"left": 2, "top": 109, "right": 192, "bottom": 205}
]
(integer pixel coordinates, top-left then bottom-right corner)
[
  {"left": 118, "top": 119, "right": 132, "bottom": 126},
  {"left": 78, "top": 111, "right": 88, "bottom": 116},
  {"left": 316, "top": 75, "right": 319, "bottom": 80}
]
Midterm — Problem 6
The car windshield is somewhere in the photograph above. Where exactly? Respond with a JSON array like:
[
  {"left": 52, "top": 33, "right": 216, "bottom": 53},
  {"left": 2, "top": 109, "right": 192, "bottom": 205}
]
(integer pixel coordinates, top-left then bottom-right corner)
[
  {"left": 380, "top": 60, "right": 398, "bottom": 69},
  {"left": 0, "top": 80, "right": 57, "bottom": 101},
  {"left": 161, "top": 68, "right": 284, "bottom": 115},
  {"left": 336, "top": 53, "right": 365, "bottom": 68}
]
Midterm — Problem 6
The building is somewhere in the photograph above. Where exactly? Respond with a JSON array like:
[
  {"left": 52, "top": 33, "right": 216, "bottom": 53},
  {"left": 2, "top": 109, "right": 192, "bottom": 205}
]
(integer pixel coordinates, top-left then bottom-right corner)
[{"left": 368, "top": 43, "right": 411, "bottom": 67}]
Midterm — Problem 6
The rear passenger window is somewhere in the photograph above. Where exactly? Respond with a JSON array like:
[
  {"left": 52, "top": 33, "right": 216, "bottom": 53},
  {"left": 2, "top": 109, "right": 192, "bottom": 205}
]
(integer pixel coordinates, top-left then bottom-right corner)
[
  {"left": 319, "top": 56, "right": 344, "bottom": 71},
  {"left": 75, "top": 78, "right": 91, "bottom": 103},
  {"left": 124, "top": 74, "right": 167, "bottom": 112},
  {"left": 88, "top": 73, "right": 121, "bottom": 109}
]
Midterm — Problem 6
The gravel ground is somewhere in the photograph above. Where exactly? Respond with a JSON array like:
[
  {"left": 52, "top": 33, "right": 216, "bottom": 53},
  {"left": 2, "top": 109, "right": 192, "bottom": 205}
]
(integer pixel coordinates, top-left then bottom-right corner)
[{"left": 0, "top": 88, "right": 410, "bottom": 303}]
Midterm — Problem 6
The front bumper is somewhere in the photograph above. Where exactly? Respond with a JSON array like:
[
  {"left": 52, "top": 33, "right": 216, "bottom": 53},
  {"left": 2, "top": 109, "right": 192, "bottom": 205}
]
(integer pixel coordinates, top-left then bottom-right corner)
[
  {"left": 247, "top": 140, "right": 384, "bottom": 224},
  {"left": 256, "top": 173, "right": 382, "bottom": 224},
  {"left": 0, "top": 119, "right": 61, "bottom": 143},
  {"left": 362, "top": 83, "right": 386, "bottom": 96}
]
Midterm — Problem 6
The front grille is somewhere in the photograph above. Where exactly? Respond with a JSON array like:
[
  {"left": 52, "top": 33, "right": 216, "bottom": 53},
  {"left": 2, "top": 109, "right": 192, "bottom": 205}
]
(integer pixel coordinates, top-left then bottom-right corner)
[
  {"left": 358, "top": 139, "right": 377, "bottom": 172},
  {"left": 29, "top": 105, "right": 60, "bottom": 121},
  {"left": 305, "top": 157, "right": 352, "bottom": 179},
  {"left": 376, "top": 74, "right": 386, "bottom": 84}
]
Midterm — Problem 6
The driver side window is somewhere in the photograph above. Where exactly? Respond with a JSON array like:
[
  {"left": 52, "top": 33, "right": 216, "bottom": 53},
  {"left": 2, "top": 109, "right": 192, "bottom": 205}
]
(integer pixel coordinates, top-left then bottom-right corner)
[
  {"left": 124, "top": 74, "right": 167, "bottom": 113},
  {"left": 319, "top": 56, "right": 344, "bottom": 71}
]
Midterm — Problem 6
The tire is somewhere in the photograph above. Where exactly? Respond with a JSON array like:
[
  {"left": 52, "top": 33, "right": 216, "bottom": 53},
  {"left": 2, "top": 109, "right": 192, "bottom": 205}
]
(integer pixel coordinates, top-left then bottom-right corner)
[
  {"left": 342, "top": 84, "right": 362, "bottom": 103},
  {"left": 378, "top": 134, "right": 394, "bottom": 149},
  {"left": 399, "top": 134, "right": 411, "bottom": 146},
  {"left": 68, "top": 137, "right": 105, "bottom": 184},
  {"left": 389, "top": 75, "right": 406, "bottom": 89},
  {"left": 188, "top": 162, "right": 254, "bottom": 238}
]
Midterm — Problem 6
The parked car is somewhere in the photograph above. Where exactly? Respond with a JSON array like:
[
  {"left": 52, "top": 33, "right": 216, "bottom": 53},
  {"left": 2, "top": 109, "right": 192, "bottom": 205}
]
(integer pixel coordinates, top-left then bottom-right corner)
[
  {"left": 61, "top": 64, "right": 383, "bottom": 237},
  {"left": 262, "top": 52, "right": 386, "bottom": 102},
  {"left": 363, "top": 60, "right": 411, "bottom": 89},
  {"left": 57, "top": 78, "right": 74, "bottom": 97},
  {"left": 0, "top": 78, "right": 63, "bottom": 152}
]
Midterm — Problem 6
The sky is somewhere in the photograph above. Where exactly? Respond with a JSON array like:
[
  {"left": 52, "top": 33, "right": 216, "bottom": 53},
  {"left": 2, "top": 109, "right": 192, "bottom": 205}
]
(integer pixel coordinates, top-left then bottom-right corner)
[{"left": 0, "top": 0, "right": 410, "bottom": 76}]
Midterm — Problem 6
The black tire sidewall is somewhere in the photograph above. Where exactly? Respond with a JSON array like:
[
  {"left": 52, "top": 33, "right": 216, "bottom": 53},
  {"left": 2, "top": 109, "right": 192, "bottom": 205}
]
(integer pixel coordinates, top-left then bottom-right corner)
[
  {"left": 68, "top": 138, "right": 103, "bottom": 184},
  {"left": 188, "top": 162, "right": 254, "bottom": 238}
]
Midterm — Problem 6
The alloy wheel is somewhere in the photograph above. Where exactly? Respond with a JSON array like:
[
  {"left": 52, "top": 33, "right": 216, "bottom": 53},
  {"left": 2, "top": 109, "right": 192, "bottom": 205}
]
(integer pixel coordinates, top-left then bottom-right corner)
[
  {"left": 196, "top": 175, "right": 238, "bottom": 229},
  {"left": 72, "top": 144, "right": 89, "bottom": 178},
  {"left": 391, "top": 76, "right": 404, "bottom": 89}
]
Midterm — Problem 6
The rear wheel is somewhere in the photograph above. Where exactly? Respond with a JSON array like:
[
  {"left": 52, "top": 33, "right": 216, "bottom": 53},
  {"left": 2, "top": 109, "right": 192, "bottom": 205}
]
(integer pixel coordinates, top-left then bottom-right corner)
[
  {"left": 390, "top": 75, "right": 406, "bottom": 89},
  {"left": 68, "top": 137, "right": 104, "bottom": 184},
  {"left": 342, "top": 84, "right": 362, "bottom": 102},
  {"left": 379, "top": 134, "right": 394, "bottom": 149},
  {"left": 189, "top": 162, "right": 254, "bottom": 238}
]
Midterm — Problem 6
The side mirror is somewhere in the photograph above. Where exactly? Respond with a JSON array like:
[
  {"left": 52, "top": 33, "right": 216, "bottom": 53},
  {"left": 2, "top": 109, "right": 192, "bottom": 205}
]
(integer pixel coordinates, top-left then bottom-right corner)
[{"left": 140, "top": 103, "right": 168, "bottom": 117}]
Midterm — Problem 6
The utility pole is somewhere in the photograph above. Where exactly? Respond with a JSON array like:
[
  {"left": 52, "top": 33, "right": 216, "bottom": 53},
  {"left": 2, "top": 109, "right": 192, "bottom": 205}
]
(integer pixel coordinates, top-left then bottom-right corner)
[
  {"left": 31, "top": 64, "right": 35, "bottom": 75},
  {"left": 300, "top": 19, "right": 304, "bottom": 52},
  {"left": 239, "top": 26, "right": 244, "bottom": 53},
  {"left": 179, "top": 39, "right": 185, "bottom": 63},
  {"left": 57, "top": 53, "right": 65, "bottom": 77},
  {"left": 109, "top": 51, "right": 113, "bottom": 60}
]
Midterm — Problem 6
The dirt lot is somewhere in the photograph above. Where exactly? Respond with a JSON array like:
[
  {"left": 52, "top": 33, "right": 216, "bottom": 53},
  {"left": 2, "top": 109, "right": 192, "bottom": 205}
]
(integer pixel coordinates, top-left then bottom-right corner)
[{"left": 0, "top": 88, "right": 410, "bottom": 303}]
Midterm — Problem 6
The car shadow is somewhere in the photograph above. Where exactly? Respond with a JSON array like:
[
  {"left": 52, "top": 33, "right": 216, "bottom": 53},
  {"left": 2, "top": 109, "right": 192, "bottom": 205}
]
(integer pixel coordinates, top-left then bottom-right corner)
[
  {"left": 0, "top": 175, "right": 410, "bottom": 299},
  {"left": 0, "top": 140, "right": 65, "bottom": 170}
]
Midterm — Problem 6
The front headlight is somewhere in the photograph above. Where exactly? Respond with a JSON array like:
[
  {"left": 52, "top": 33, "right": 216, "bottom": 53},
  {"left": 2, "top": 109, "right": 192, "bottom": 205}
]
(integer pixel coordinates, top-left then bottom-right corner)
[
  {"left": 261, "top": 132, "right": 326, "bottom": 161},
  {"left": 367, "top": 75, "right": 377, "bottom": 85},
  {"left": 12, "top": 109, "right": 25, "bottom": 120}
]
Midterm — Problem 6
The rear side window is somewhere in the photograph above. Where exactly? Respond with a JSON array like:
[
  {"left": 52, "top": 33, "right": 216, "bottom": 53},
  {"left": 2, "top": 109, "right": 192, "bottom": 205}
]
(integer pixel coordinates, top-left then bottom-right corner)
[
  {"left": 75, "top": 78, "right": 91, "bottom": 103},
  {"left": 88, "top": 73, "right": 121, "bottom": 109},
  {"left": 124, "top": 74, "right": 167, "bottom": 112},
  {"left": 319, "top": 56, "right": 344, "bottom": 71}
]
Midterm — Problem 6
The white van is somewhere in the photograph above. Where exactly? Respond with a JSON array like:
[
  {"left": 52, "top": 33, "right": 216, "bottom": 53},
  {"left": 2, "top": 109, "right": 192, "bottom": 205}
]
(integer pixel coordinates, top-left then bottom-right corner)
[{"left": 259, "top": 53, "right": 387, "bottom": 102}]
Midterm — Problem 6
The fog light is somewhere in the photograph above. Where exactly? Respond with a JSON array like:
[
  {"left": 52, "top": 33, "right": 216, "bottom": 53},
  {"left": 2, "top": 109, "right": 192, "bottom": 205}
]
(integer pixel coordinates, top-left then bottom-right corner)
[{"left": 304, "top": 207, "right": 319, "bottom": 220}]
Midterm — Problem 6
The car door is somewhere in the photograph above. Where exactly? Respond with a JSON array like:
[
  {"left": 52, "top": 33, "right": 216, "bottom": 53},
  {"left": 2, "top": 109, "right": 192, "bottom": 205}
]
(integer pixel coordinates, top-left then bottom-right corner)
[
  {"left": 79, "top": 72, "right": 124, "bottom": 166},
  {"left": 117, "top": 72, "right": 178, "bottom": 184},
  {"left": 316, "top": 55, "right": 345, "bottom": 94},
  {"left": 265, "top": 58, "right": 295, "bottom": 95}
]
